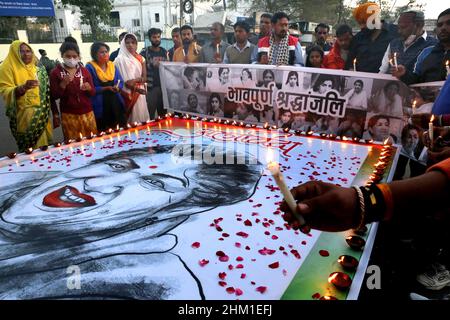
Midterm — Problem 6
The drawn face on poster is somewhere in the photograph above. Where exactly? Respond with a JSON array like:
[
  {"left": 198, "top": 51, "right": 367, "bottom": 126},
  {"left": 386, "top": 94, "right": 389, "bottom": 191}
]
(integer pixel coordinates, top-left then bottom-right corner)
[{"left": 0, "top": 144, "right": 262, "bottom": 299}]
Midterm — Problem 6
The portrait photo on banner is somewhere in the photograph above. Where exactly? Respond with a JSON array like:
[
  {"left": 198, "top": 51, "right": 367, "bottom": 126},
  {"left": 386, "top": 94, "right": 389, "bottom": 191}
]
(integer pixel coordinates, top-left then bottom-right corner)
[
  {"left": 182, "top": 66, "right": 207, "bottom": 91},
  {"left": 206, "top": 66, "right": 232, "bottom": 93},
  {"left": 231, "top": 67, "right": 257, "bottom": 88},
  {"left": 368, "top": 79, "right": 409, "bottom": 119}
]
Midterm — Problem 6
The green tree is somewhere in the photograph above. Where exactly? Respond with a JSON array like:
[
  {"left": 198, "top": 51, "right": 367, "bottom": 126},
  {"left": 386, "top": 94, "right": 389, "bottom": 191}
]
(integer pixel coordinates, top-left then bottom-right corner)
[
  {"left": 0, "top": 17, "right": 27, "bottom": 43},
  {"left": 61, "top": 0, "right": 113, "bottom": 40}
]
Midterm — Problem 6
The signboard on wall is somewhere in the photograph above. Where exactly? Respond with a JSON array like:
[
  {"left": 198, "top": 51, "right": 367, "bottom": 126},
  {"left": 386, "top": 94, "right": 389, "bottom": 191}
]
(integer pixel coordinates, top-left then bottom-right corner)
[{"left": 0, "top": 0, "right": 55, "bottom": 17}]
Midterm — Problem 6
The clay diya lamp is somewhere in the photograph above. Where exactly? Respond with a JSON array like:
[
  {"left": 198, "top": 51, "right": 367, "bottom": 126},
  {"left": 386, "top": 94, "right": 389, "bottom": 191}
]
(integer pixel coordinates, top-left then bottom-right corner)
[
  {"left": 328, "top": 272, "right": 352, "bottom": 290},
  {"left": 338, "top": 255, "right": 359, "bottom": 271},
  {"left": 346, "top": 235, "right": 366, "bottom": 250}
]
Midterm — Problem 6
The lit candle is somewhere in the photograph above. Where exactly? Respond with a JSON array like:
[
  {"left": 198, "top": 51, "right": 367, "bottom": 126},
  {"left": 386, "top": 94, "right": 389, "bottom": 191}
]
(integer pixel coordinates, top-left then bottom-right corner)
[
  {"left": 166, "top": 51, "right": 170, "bottom": 61},
  {"left": 116, "top": 79, "right": 121, "bottom": 89},
  {"left": 182, "top": 48, "right": 186, "bottom": 57},
  {"left": 80, "top": 72, "right": 84, "bottom": 89},
  {"left": 216, "top": 43, "right": 220, "bottom": 55},
  {"left": 267, "top": 156, "right": 306, "bottom": 227},
  {"left": 429, "top": 115, "right": 435, "bottom": 150},
  {"left": 446, "top": 60, "right": 450, "bottom": 79},
  {"left": 353, "top": 58, "right": 357, "bottom": 72},
  {"left": 393, "top": 52, "right": 398, "bottom": 70},
  {"left": 412, "top": 99, "right": 417, "bottom": 111}
]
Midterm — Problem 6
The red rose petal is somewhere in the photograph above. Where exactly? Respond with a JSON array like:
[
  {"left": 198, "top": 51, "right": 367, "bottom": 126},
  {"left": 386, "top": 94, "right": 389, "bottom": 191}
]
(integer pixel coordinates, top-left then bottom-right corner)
[
  {"left": 236, "top": 264, "right": 244, "bottom": 269},
  {"left": 268, "top": 262, "right": 279, "bottom": 269},
  {"left": 312, "top": 292, "right": 321, "bottom": 299},
  {"left": 319, "top": 250, "right": 330, "bottom": 257},
  {"left": 218, "top": 281, "right": 227, "bottom": 287},
  {"left": 291, "top": 249, "right": 301, "bottom": 259},
  {"left": 244, "top": 219, "right": 252, "bottom": 226},
  {"left": 191, "top": 242, "right": 200, "bottom": 248},
  {"left": 216, "top": 251, "right": 225, "bottom": 257},
  {"left": 219, "top": 255, "right": 229, "bottom": 262},
  {"left": 219, "top": 272, "right": 227, "bottom": 280},
  {"left": 236, "top": 256, "right": 244, "bottom": 261},
  {"left": 228, "top": 264, "right": 234, "bottom": 270},
  {"left": 271, "top": 235, "right": 279, "bottom": 240},
  {"left": 226, "top": 287, "right": 235, "bottom": 294},
  {"left": 199, "top": 259, "right": 209, "bottom": 267},
  {"left": 240, "top": 273, "right": 246, "bottom": 279},
  {"left": 148, "top": 165, "right": 158, "bottom": 169},
  {"left": 256, "top": 286, "right": 267, "bottom": 294},
  {"left": 236, "top": 231, "right": 249, "bottom": 238},
  {"left": 258, "top": 247, "right": 276, "bottom": 255},
  {"left": 235, "top": 242, "right": 242, "bottom": 248},
  {"left": 235, "top": 288, "right": 243, "bottom": 296}
]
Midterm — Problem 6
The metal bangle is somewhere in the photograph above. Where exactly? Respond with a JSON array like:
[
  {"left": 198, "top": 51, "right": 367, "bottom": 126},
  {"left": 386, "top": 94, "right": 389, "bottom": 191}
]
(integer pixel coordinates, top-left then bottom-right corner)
[{"left": 352, "top": 186, "right": 366, "bottom": 230}]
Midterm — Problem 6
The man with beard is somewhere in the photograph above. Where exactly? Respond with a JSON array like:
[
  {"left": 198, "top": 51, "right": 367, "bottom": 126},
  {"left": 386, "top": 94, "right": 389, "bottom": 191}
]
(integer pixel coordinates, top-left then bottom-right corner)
[
  {"left": 140, "top": 28, "right": 167, "bottom": 120},
  {"left": 308, "top": 23, "right": 332, "bottom": 52},
  {"left": 167, "top": 27, "right": 182, "bottom": 62},
  {"left": 199, "top": 22, "right": 230, "bottom": 63},
  {"left": 323, "top": 24, "right": 353, "bottom": 70},
  {"left": 173, "top": 25, "right": 202, "bottom": 63},
  {"left": 257, "top": 12, "right": 304, "bottom": 66},
  {"left": 393, "top": 8, "right": 450, "bottom": 84}
]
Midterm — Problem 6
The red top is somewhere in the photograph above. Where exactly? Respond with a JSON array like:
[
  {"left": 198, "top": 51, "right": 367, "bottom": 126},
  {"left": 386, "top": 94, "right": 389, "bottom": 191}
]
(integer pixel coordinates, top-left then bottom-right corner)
[
  {"left": 50, "top": 64, "right": 95, "bottom": 115},
  {"left": 323, "top": 41, "right": 345, "bottom": 70}
]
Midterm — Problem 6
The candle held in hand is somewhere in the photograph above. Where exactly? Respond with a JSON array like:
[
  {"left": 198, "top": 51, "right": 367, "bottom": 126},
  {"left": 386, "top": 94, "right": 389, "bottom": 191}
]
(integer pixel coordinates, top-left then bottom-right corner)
[
  {"left": 429, "top": 115, "right": 435, "bottom": 150},
  {"left": 267, "top": 161, "right": 306, "bottom": 226}
]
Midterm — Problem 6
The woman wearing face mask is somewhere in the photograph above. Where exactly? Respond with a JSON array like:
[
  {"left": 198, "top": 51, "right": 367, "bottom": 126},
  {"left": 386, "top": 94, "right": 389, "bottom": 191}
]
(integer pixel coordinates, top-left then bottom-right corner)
[
  {"left": 86, "top": 42, "right": 126, "bottom": 132},
  {"left": 114, "top": 33, "right": 150, "bottom": 123},
  {"left": 0, "top": 40, "right": 54, "bottom": 152},
  {"left": 50, "top": 41, "right": 97, "bottom": 140}
]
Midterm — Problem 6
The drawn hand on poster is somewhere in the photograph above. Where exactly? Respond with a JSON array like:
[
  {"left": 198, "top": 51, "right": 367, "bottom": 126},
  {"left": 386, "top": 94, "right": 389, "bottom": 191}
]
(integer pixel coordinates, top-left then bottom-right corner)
[{"left": 0, "top": 144, "right": 262, "bottom": 299}]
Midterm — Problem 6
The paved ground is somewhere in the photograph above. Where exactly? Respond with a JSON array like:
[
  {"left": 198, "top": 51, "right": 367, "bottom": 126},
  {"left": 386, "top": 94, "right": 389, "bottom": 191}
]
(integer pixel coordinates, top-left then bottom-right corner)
[{"left": 0, "top": 97, "right": 64, "bottom": 156}]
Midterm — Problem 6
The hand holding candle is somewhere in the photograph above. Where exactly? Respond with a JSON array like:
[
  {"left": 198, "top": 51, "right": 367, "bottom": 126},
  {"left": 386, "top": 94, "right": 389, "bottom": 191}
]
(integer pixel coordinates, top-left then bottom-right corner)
[
  {"left": 267, "top": 160, "right": 306, "bottom": 228},
  {"left": 353, "top": 58, "right": 357, "bottom": 72},
  {"left": 393, "top": 52, "right": 398, "bottom": 70}
]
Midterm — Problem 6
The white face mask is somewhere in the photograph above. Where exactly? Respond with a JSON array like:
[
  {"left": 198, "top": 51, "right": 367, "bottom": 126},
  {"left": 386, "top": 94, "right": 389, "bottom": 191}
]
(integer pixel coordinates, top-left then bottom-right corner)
[{"left": 63, "top": 57, "right": 80, "bottom": 68}]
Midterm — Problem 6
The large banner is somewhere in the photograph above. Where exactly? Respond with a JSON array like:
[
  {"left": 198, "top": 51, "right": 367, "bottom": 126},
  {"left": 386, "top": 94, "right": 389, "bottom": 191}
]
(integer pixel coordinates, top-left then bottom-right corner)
[
  {"left": 0, "top": 0, "right": 55, "bottom": 17},
  {"left": 160, "top": 63, "right": 445, "bottom": 165},
  {"left": 161, "top": 63, "right": 414, "bottom": 143}
]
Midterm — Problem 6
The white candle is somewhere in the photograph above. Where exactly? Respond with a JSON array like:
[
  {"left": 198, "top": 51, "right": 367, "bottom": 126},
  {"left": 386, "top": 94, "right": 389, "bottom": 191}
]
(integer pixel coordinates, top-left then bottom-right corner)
[
  {"left": 393, "top": 52, "right": 398, "bottom": 70},
  {"left": 353, "top": 58, "right": 357, "bottom": 72},
  {"left": 429, "top": 115, "right": 435, "bottom": 150},
  {"left": 216, "top": 43, "right": 220, "bottom": 54},
  {"left": 267, "top": 161, "right": 306, "bottom": 226},
  {"left": 116, "top": 79, "right": 121, "bottom": 89},
  {"left": 446, "top": 60, "right": 450, "bottom": 79},
  {"left": 80, "top": 72, "right": 84, "bottom": 89},
  {"left": 166, "top": 51, "right": 170, "bottom": 61}
]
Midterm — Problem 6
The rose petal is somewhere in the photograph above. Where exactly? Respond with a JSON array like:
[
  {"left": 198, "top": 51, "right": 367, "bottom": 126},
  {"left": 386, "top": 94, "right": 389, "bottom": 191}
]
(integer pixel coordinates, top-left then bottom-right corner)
[
  {"left": 235, "top": 288, "right": 243, "bottom": 296},
  {"left": 236, "top": 264, "right": 244, "bottom": 269},
  {"left": 199, "top": 259, "right": 209, "bottom": 267},
  {"left": 218, "top": 281, "right": 227, "bottom": 287},
  {"left": 319, "top": 250, "right": 329, "bottom": 257},
  {"left": 268, "top": 262, "right": 279, "bottom": 269},
  {"left": 240, "top": 273, "right": 246, "bottom": 279},
  {"left": 291, "top": 250, "right": 301, "bottom": 259},
  {"left": 191, "top": 242, "right": 200, "bottom": 248},
  {"left": 236, "top": 256, "right": 244, "bottom": 261},
  {"left": 236, "top": 231, "right": 249, "bottom": 238},
  {"left": 235, "top": 242, "right": 242, "bottom": 248},
  {"left": 244, "top": 219, "right": 252, "bottom": 226},
  {"left": 219, "top": 255, "right": 229, "bottom": 262},
  {"left": 256, "top": 286, "right": 267, "bottom": 294},
  {"left": 219, "top": 272, "right": 227, "bottom": 280},
  {"left": 226, "top": 287, "right": 235, "bottom": 294},
  {"left": 216, "top": 251, "right": 225, "bottom": 257}
]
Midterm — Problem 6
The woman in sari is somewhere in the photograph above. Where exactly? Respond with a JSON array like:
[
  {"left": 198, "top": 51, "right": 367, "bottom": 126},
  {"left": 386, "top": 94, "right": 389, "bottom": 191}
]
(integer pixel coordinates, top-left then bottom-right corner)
[
  {"left": 0, "top": 41, "right": 54, "bottom": 152},
  {"left": 86, "top": 42, "right": 126, "bottom": 132},
  {"left": 114, "top": 33, "right": 150, "bottom": 123}
]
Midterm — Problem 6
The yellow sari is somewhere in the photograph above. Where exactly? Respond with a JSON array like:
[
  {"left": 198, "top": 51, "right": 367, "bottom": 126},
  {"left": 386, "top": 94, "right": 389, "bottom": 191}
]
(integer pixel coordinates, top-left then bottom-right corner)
[{"left": 0, "top": 40, "right": 52, "bottom": 152}]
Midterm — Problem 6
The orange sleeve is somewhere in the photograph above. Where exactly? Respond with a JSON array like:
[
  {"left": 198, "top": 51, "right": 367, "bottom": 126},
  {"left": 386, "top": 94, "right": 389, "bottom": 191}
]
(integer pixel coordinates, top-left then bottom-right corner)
[{"left": 427, "top": 158, "right": 450, "bottom": 180}]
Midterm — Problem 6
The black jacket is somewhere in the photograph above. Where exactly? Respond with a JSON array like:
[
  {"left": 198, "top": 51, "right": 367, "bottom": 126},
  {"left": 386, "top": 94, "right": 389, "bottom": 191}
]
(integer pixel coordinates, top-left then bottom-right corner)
[{"left": 346, "top": 22, "right": 398, "bottom": 73}]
